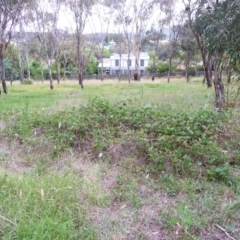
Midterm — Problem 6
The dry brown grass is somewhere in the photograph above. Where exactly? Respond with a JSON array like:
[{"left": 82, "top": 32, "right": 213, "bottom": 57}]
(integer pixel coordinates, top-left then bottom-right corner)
[{"left": 12, "top": 77, "right": 190, "bottom": 87}]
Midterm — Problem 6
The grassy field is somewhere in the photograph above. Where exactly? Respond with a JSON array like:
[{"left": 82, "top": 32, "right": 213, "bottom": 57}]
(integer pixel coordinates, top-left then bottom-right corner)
[
  {"left": 0, "top": 77, "right": 240, "bottom": 239},
  {"left": 0, "top": 78, "right": 213, "bottom": 113}
]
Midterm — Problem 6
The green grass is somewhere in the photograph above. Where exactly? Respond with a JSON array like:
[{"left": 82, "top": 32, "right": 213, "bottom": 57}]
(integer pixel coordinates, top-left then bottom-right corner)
[
  {"left": 0, "top": 172, "right": 98, "bottom": 239},
  {"left": 0, "top": 78, "right": 240, "bottom": 239},
  {"left": 0, "top": 78, "right": 213, "bottom": 114}
]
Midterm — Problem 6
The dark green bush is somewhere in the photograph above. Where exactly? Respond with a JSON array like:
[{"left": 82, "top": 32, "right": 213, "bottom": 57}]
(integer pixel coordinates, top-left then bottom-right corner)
[{"left": 188, "top": 67, "right": 196, "bottom": 76}]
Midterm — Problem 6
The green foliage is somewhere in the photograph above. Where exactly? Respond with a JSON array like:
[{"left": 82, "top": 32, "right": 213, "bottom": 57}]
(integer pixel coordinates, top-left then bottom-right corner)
[
  {"left": 7, "top": 97, "right": 231, "bottom": 180},
  {"left": 21, "top": 79, "right": 33, "bottom": 85},
  {"left": 169, "top": 201, "right": 193, "bottom": 233},
  {"left": 4, "top": 43, "right": 20, "bottom": 80},
  {"left": 147, "top": 60, "right": 170, "bottom": 73},
  {"left": 29, "top": 60, "right": 41, "bottom": 79},
  {"left": 196, "top": 65, "right": 204, "bottom": 71},
  {"left": 188, "top": 67, "right": 196, "bottom": 76},
  {"left": 198, "top": 1, "right": 240, "bottom": 71},
  {"left": 103, "top": 48, "right": 111, "bottom": 58},
  {"left": 85, "top": 56, "right": 98, "bottom": 74},
  {"left": 113, "top": 173, "right": 142, "bottom": 208}
]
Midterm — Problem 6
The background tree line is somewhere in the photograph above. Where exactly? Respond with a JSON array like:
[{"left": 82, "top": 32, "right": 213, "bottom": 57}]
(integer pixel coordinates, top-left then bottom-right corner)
[{"left": 0, "top": 0, "right": 239, "bottom": 109}]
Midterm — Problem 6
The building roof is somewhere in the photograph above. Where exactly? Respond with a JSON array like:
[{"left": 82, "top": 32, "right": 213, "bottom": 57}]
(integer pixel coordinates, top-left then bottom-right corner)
[{"left": 110, "top": 52, "right": 149, "bottom": 60}]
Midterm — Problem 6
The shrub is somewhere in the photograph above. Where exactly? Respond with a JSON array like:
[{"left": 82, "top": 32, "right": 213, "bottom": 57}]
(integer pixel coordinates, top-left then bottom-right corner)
[
  {"left": 21, "top": 79, "right": 33, "bottom": 85},
  {"left": 188, "top": 67, "right": 196, "bottom": 76}
]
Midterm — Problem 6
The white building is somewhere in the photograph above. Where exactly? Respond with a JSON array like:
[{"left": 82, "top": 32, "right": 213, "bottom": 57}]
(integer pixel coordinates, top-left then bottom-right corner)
[
  {"left": 98, "top": 58, "right": 111, "bottom": 74},
  {"left": 98, "top": 52, "right": 150, "bottom": 76}
]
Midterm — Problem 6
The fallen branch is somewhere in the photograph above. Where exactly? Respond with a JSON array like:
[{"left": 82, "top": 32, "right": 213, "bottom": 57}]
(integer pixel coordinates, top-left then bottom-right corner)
[{"left": 214, "top": 224, "right": 236, "bottom": 240}]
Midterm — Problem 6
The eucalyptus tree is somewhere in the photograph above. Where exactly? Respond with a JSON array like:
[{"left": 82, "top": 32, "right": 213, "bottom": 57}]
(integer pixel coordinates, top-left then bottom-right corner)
[
  {"left": 179, "top": 22, "right": 198, "bottom": 82},
  {"left": 0, "top": 0, "right": 30, "bottom": 93},
  {"left": 59, "top": 31, "right": 75, "bottom": 79},
  {"left": 90, "top": 0, "right": 114, "bottom": 81},
  {"left": 146, "top": 6, "right": 172, "bottom": 80},
  {"left": 4, "top": 43, "right": 19, "bottom": 84},
  {"left": 114, "top": 0, "right": 135, "bottom": 83},
  {"left": 15, "top": 17, "right": 34, "bottom": 82},
  {"left": 199, "top": 0, "right": 240, "bottom": 109},
  {"left": 167, "top": 19, "right": 182, "bottom": 83},
  {"left": 182, "top": 0, "right": 213, "bottom": 88},
  {"left": 128, "top": 0, "right": 173, "bottom": 81},
  {"left": 111, "top": 31, "right": 125, "bottom": 81},
  {"left": 54, "top": 29, "right": 70, "bottom": 84},
  {"left": 66, "top": 0, "right": 95, "bottom": 89},
  {"left": 132, "top": 0, "right": 155, "bottom": 81},
  {"left": 30, "top": 0, "right": 62, "bottom": 89}
]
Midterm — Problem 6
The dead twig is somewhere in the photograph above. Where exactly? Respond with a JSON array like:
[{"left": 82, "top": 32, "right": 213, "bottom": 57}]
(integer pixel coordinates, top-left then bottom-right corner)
[
  {"left": 0, "top": 214, "right": 16, "bottom": 226},
  {"left": 214, "top": 224, "right": 236, "bottom": 240}
]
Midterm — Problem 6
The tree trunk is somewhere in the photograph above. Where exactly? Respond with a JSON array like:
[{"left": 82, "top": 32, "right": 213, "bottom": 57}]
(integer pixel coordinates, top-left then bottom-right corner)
[
  {"left": 100, "top": 57, "right": 103, "bottom": 81},
  {"left": 0, "top": 55, "right": 7, "bottom": 93},
  {"left": 10, "top": 72, "right": 13, "bottom": 86},
  {"left": 78, "top": 72, "right": 84, "bottom": 89},
  {"left": 135, "top": 52, "right": 140, "bottom": 81},
  {"left": 56, "top": 61, "right": 60, "bottom": 85},
  {"left": 63, "top": 63, "right": 67, "bottom": 80},
  {"left": 152, "top": 53, "right": 156, "bottom": 82},
  {"left": 199, "top": 43, "right": 212, "bottom": 88},
  {"left": 167, "top": 57, "right": 172, "bottom": 83},
  {"left": 135, "top": 21, "right": 140, "bottom": 81},
  {"left": 26, "top": 50, "right": 31, "bottom": 80},
  {"left": 185, "top": 52, "right": 190, "bottom": 82},
  {"left": 41, "top": 64, "right": 44, "bottom": 84},
  {"left": 213, "top": 70, "right": 224, "bottom": 110},
  {"left": 194, "top": 34, "right": 212, "bottom": 88},
  {"left": 204, "top": 64, "right": 212, "bottom": 88},
  {"left": 18, "top": 48, "right": 24, "bottom": 82},
  {"left": 76, "top": 35, "right": 84, "bottom": 88},
  {"left": 226, "top": 67, "right": 232, "bottom": 84},
  {"left": 2, "top": 79, "right": 7, "bottom": 93},
  {"left": 118, "top": 57, "right": 121, "bottom": 82},
  {"left": 127, "top": 52, "right": 131, "bottom": 84},
  {"left": 118, "top": 47, "right": 122, "bottom": 82},
  {"left": 48, "top": 65, "right": 54, "bottom": 89}
]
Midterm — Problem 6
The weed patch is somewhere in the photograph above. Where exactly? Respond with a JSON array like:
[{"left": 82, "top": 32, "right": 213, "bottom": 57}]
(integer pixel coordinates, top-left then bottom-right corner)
[{"left": 6, "top": 98, "right": 234, "bottom": 181}]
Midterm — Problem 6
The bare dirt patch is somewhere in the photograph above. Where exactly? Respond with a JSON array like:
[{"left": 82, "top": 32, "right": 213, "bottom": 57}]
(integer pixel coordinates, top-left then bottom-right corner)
[
  {"left": 202, "top": 225, "right": 239, "bottom": 240},
  {"left": 0, "top": 138, "right": 32, "bottom": 173},
  {"left": 0, "top": 121, "right": 5, "bottom": 131},
  {"left": 90, "top": 188, "right": 179, "bottom": 240},
  {"left": 101, "top": 165, "right": 120, "bottom": 193}
]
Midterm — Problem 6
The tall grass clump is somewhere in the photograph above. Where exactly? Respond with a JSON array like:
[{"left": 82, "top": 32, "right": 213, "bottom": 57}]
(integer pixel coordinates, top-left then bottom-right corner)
[{"left": 0, "top": 172, "right": 96, "bottom": 239}]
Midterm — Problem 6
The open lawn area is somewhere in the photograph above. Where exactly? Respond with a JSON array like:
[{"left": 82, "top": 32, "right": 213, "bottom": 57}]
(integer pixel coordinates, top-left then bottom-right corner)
[
  {"left": 0, "top": 77, "right": 240, "bottom": 239},
  {"left": 0, "top": 77, "right": 213, "bottom": 113}
]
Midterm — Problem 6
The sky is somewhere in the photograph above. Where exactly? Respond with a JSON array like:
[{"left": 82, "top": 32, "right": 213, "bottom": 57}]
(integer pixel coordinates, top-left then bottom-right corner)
[{"left": 58, "top": 0, "right": 185, "bottom": 34}]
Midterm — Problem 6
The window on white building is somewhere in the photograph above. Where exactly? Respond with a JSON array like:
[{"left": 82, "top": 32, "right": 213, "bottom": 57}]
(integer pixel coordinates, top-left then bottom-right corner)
[
  {"left": 128, "top": 60, "right": 131, "bottom": 66},
  {"left": 115, "top": 60, "right": 119, "bottom": 66},
  {"left": 140, "top": 59, "right": 144, "bottom": 66}
]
